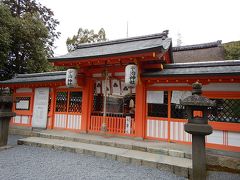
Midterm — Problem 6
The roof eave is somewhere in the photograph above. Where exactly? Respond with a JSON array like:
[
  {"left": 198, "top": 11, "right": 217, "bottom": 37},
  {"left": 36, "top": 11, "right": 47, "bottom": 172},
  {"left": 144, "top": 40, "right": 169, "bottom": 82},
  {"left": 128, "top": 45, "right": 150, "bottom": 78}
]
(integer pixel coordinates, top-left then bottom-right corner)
[
  {"left": 142, "top": 72, "right": 240, "bottom": 78},
  {"left": 48, "top": 47, "right": 164, "bottom": 62},
  {"left": 0, "top": 79, "right": 65, "bottom": 86}
]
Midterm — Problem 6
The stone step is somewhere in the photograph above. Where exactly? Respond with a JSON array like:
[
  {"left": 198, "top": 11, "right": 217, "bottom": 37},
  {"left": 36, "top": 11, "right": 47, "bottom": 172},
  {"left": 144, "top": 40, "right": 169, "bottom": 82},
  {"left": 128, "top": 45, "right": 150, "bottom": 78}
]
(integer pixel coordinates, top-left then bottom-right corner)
[
  {"left": 18, "top": 137, "right": 192, "bottom": 178},
  {"left": 36, "top": 131, "right": 191, "bottom": 159}
]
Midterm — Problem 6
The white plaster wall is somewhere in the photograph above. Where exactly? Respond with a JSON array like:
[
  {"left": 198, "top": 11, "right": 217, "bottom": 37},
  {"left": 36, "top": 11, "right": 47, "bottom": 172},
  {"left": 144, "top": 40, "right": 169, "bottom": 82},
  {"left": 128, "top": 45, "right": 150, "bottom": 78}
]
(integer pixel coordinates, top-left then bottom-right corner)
[
  {"left": 16, "top": 88, "right": 32, "bottom": 93},
  {"left": 203, "top": 83, "right": 240, "bottom": 92},
  {"left": 147, "top": 119, "right": 168, "bottom": 139},
  {"left": 67, "top": 114, "right": 81, "bottom": 130},
  {"left": 21, "top": 116, "right": 29, "bottom": 124},
  {"left": 152, "top": 83, "right": 191, "bottom": 87},
  {"left": 170, "top": 121, "right": 191, "bottom": 142},
  {"left": 54, "top": 114, "right": 67, "bottom": 128},
  {"left": 228, "top": 131, "right": 240, "bottom": 147},
  {"left": 207, "top": 130, "right": 223, "bottom": 145}
]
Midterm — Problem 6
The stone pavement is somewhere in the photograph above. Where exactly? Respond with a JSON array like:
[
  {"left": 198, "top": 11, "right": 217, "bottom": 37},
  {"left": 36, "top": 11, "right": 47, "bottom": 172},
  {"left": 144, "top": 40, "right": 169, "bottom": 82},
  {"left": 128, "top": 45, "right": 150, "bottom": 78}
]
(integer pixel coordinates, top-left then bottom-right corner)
[{"left": 16, "top": 130, "right": 240, "bottom": 178}]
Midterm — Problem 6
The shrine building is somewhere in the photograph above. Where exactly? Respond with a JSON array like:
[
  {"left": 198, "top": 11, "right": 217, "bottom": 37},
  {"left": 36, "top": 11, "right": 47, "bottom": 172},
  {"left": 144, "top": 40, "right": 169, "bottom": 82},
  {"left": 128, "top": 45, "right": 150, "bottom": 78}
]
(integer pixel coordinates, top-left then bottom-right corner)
[{"left": 1, "top": 31, "right": 240, "bottom": 152}]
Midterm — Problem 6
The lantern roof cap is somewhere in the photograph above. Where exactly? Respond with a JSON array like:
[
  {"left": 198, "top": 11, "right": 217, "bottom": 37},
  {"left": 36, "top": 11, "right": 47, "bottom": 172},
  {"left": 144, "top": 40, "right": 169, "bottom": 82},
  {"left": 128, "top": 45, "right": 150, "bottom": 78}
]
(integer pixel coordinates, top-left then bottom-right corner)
[
  {"left": 180, "top": 82, "right": 215, "bottom": 107},
  {"left": 180, "top": 94, "right": 215, "bottom": 107}
]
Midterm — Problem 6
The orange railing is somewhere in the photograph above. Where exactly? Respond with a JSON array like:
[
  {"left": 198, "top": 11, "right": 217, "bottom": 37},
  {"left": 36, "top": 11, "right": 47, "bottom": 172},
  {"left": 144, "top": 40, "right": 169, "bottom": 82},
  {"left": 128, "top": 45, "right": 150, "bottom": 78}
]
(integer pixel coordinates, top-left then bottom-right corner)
[{"left": 89, "top": 115, "right": 135, "bottom": 136}]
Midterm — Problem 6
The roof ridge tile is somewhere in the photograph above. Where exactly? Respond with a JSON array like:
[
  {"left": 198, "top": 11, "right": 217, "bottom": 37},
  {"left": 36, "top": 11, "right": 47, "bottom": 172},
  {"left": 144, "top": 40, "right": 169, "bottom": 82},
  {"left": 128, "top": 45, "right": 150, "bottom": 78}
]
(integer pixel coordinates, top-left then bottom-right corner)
[{"left": 173, "top": 40, "right": 222, "bottom": 52}]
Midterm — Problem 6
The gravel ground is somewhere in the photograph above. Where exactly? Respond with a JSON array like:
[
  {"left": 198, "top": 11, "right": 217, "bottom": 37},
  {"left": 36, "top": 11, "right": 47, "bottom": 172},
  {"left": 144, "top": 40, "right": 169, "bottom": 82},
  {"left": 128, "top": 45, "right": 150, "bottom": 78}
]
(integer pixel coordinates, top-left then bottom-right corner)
[{"left": 0, "top": 135, "right": 238, "bottom": 180}]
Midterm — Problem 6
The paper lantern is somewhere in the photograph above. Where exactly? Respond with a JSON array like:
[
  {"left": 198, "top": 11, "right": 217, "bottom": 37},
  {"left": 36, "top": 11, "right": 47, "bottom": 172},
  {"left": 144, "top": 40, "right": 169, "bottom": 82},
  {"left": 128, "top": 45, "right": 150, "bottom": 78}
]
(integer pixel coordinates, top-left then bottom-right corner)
[
  {"left": 125, "top": 64, "right": 138, "bottom": 87},
  {"left": 66, "top": 69, "right": 78, "bottom": 88}
]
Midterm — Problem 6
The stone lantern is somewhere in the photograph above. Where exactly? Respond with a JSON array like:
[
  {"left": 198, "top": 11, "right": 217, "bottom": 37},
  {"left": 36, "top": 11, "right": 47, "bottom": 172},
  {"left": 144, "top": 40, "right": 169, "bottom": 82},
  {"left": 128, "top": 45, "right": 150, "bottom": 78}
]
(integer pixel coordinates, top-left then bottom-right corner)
[
  {"left": 180, "top": 82, "right": 215, "bottom": 179},
  {"left": 0, "top": 88, "right": 16, "bottom": 146}
]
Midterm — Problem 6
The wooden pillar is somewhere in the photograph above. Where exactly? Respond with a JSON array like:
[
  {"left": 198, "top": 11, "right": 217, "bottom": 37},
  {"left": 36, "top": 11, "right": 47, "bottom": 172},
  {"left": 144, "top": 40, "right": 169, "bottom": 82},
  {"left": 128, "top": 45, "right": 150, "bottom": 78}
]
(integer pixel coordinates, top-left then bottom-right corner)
[
  {"left": 134, "top": 81, "right": 146, "bottom": 139},
  {"left": 48, "top": 88, "right": 56, "bottom": 129},
  {"left": 81, "top": 78, "right": 93, "bottom": 133}
]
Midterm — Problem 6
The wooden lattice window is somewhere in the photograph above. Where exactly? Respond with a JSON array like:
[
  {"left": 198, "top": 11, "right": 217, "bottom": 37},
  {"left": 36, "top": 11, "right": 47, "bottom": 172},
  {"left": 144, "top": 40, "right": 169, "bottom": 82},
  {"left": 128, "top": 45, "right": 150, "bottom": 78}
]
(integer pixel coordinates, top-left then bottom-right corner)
[
  {"left": 68, "top": 91, "right": 82, "bottom": 113},
  {"left": 55, "top": 91, "right": 82, "bottom": 113},
  {"left": 209, "top": 99, "right": 240, "bottom": 123},
  {"left": 92, "top": 94, "right": 103, "bottom": 114},
  {"left": 55, "top": 92, "right": 68, "bottom": 112}
]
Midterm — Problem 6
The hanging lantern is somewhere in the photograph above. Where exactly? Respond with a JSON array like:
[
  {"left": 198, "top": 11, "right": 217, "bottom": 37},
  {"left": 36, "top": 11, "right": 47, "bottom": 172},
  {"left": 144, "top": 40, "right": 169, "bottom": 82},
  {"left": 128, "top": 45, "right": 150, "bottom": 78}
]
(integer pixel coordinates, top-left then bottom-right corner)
[
  {"left": 125, "top": 64, "right": 138, "bottom": 87},
  {"left": 66, "top": 69, "right": 78, "bottom": 88}
]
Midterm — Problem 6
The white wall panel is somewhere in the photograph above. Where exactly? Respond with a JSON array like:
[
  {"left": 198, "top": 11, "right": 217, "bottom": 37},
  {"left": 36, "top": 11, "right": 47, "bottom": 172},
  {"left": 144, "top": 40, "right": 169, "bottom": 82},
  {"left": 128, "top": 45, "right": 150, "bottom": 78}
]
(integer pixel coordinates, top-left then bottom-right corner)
[
  {"left": 67, "top": 115, "right": 81, "bottom": 130},
  {"left": 207, "top": 130, "right": 223, "bottom": 145},
  {"left": 54, "top": 114, "right": 67, "bottom": 128},
  {"left": 170, "top": 121, "right": 191, "bottom": 142},
  {"left": 228, "top": 132, "right": 240, "bottom": 147},
  {"left": 14, "top": 116, "right": 21, "bottom": 123},
  {"left": 21, "top": 116, "right": 29, "bottom": 124},
  {"left": 16, "top": 88, "right": 32, "bottom": 93},
  {"left": 203, "top": 83, "right": 240, "bottom": 92},
  {"left": 147, "top": 119, "right": 168, "bottom": 139}
]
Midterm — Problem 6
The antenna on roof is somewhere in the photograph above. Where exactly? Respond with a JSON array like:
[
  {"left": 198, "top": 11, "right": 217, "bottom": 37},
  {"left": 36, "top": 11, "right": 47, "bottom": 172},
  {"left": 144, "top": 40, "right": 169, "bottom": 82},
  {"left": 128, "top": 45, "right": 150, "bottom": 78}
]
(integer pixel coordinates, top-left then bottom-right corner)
[
  {"left": 126, "top": 21, "right": 128, "bottom": 38},
  {"left": 176, "top": 32, "right": 183, "bottom": 46}
]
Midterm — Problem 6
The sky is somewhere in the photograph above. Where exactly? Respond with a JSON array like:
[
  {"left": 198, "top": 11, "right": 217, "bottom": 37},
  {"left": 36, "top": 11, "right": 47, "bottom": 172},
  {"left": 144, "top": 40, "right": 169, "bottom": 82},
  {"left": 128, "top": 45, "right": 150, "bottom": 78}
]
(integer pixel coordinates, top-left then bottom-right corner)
[{"left": 39, "top": 0, "right": 240, "bottom": 56}]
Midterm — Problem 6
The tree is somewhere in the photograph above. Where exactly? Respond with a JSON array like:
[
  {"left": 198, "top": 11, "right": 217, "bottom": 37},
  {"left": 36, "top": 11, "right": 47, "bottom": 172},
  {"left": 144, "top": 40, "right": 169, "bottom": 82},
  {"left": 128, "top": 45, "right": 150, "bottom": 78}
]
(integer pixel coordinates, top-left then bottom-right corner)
[
  {"left": 0, "top": 0, "right": 60, "bottom": 80},
  {"left": 223, "top": 41, "right": 240, "bottom": 60},
  {"left": 0, "top": 5, "right": 12, "bottom": 74},
  {"left": 2, "top": 0, "right": 60, "bottom": 56},
  {"left": 66, "top": 28, "right": 107, "bottom": 52}
]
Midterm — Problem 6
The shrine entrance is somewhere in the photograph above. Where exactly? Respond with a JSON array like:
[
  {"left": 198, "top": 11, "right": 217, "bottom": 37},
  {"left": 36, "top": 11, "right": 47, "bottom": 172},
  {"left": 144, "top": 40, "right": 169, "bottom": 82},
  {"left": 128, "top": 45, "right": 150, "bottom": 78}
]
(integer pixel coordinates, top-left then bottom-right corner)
[
  {"left": 88, "top": 78, "right": 136, "bottom": 136},
  {"left": 53, "top": 88, "right": 82, "bottom": 131}
]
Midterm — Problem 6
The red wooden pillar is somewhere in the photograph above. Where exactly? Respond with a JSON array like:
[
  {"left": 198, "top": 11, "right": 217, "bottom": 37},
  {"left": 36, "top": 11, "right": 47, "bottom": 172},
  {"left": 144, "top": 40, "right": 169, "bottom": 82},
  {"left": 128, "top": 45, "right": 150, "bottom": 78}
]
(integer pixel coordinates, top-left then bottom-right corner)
[
  {"left": 81, "top": 78, "right": 94, "bottom": 133},
  {"left": 134, "top": 81, "right": 146, "bottom": 139},
  {"left": 48, "top": 88, "right": 56, "bottom": 129}
]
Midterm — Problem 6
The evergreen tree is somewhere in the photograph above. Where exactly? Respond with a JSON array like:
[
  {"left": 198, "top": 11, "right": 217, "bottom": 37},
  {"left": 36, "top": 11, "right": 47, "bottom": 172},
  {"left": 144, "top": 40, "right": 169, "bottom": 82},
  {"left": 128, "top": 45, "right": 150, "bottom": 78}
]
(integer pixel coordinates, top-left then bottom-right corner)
[
  {"left": 223, "top": 41, "right": 240, "bottom": 60},
  {"left": 66, "top": 28, "right": 107, "bottom": 52},
  {"left": 0, "top": 0, "right": 60, "bottom": 80}
]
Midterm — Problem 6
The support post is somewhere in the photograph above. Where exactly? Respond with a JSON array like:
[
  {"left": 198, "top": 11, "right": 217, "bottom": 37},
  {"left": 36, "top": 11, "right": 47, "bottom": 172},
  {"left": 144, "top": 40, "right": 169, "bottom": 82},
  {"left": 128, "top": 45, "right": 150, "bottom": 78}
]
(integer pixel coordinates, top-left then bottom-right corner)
[
  {"left": 134, "top": 81, "right": 145, "bottom": 139},
  {"left": 81, "top": 78, "right": 93, "bottom": 133},
  {"left": 101, "top": 69, "right": 108, "bottom": 132},
  {"left": 192, "top": 134, "right": 207, "bottom": 179}
]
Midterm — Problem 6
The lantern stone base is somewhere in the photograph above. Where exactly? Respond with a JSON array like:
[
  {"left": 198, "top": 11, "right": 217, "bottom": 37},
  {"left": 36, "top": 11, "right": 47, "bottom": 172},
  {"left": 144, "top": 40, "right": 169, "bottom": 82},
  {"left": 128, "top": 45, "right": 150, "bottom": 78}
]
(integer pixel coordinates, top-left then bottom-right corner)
[
  {"left": 0, "top": 116, "right": 14, "bottom": 146},
  {"left": 0, "top": 95, "right": 16, "bottom": 147}
]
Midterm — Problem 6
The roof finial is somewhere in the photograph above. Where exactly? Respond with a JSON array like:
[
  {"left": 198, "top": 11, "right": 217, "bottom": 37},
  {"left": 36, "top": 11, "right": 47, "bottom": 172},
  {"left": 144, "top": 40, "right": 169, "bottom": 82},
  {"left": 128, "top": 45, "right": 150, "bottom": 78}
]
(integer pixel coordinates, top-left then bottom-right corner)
[
  {"left": 163, "top": 30, "right": 169, "bottom": 36},
  {"left": 192, "top": 81, "right": 202, "bottom": 95}
]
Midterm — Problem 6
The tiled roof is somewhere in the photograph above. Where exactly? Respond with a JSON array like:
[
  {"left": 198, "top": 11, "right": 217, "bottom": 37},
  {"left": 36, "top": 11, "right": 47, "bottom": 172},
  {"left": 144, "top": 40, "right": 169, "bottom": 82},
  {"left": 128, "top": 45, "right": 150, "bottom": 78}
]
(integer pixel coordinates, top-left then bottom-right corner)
[
  {"left": 49, "top": 31, "right": 171, "bottom": 61},
  {"left": 142, "top": 60, "right": 240, "bottom": 77},
  {"left": 0, "top": 71, "right": 66, "bottom": 84},
  {"left": 2, "top": 61, "right": 239, "bottom": 84},
  {"left": 173, "top": 41, "right": 222, "bottom": 52}
]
